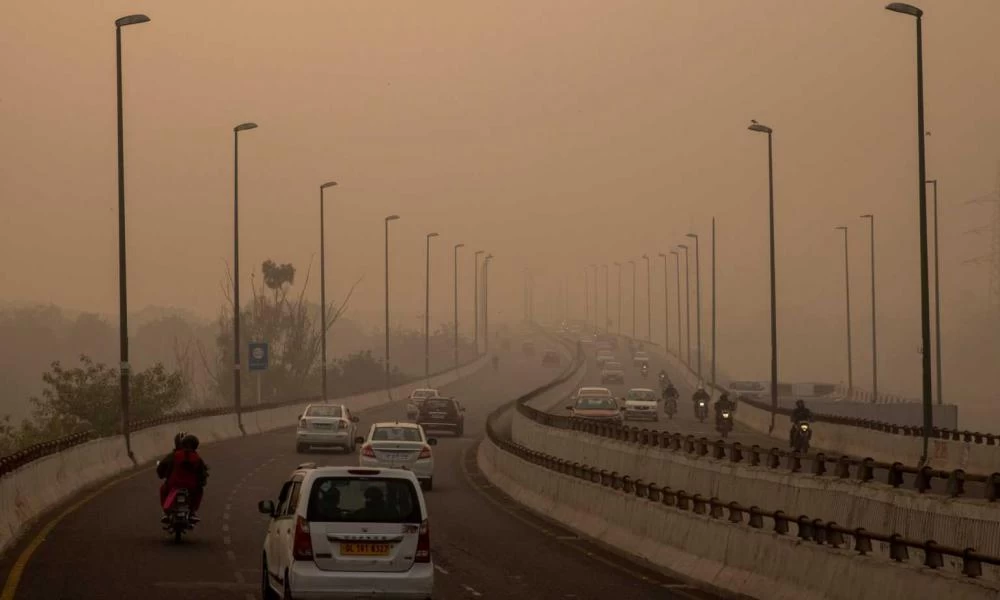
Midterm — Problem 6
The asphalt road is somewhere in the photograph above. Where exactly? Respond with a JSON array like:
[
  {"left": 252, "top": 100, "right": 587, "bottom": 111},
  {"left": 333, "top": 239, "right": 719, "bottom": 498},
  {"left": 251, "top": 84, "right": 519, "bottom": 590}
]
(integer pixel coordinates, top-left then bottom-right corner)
[{"left": 1, "top": 331, "right": 711, "bottom": 600}]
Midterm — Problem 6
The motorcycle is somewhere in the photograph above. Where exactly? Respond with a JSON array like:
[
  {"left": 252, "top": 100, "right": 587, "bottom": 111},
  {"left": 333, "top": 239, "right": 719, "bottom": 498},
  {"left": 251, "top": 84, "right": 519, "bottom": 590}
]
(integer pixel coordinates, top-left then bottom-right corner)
[
  {"left": 662, "top": 396, "right": 677, "bottom": 419},
  {"left": 792, "top": 421, "right": 812, "bottom": 454},
  {"left": 658, "top": 373, "right": 668, "bottom": 388},
  {"left": 162, "top": 487, "right": 197, "bottom": 542},
  {"left": 716, "top": 410, "right": 734, "bottom": 438},
  {"left": 640, "top": 365, "right": 649, "bottom": 379},
  {"left": 694, "top": 399, "right": 708, "bottom": 423}
]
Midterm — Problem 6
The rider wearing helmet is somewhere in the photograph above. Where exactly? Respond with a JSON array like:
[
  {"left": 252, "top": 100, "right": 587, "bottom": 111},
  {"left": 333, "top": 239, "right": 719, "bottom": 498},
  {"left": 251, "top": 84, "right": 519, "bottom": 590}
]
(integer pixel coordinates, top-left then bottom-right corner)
[
  {"left": 714, "top": 392, "right": 735, "bottom": 423},
  {"left": 159, "top": 433, "right": 208, "bottom": 520},
  {"left": 692, "top": 382, "right": 710, "bottom": 405},
  {"left": 789, "top": 399, "right": 813, "bottom": 445}
]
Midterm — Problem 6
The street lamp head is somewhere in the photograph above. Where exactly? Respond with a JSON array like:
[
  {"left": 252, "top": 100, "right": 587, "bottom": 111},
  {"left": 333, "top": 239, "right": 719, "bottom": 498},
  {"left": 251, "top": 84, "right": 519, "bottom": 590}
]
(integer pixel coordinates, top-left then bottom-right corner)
[
  {"left": 678, "top": 244, "right": 688, "bottom": 250},
  {"left": 925, "top": 179, "right": 937, "bottom": 184},
  {"left": 475, "top": 250, "right": 484, "bottom": 256},
  {"left": 234, "top": 122, "right": 258, "bottom": 133},
  {"left": 385, "top": 214, "right": 400, "bottom": 222},
  {"left": 670, "top": 251, "right": 679, "bottom": 256},
  {"left": 642, "top": 253, "right": 649, "bottom": 259},
  {"left": 748, "top": 120, "right": 772, "bottom": 134},
  {"left": 886, "top": 2, "right": 923, "bottom": 17},
  {"left": 686, "top": 233, "right": 698, "bottom": 239},
  {"left": 658, "top": 252, "right": 667, "bottom": 258},
  {"left": 115, "top": 14, "right": 150, "bottom": 27},
  {"left": 455, "top": 243, "right": 465, "bottom": 249},
  {"left": 321, "top": 181, "right": 337, "bottom": 190},
  {"left": 835, "top": 226, "right": 848, "bottom": 231},
  {"left": 427, "top": 232, "right": 439, "bottom": 239},
  {"left": 860, "top": 214, "right": 874, "bottom": 219},
  {"left": 486, "top": 254, "right": 494, "bottom": 259}
]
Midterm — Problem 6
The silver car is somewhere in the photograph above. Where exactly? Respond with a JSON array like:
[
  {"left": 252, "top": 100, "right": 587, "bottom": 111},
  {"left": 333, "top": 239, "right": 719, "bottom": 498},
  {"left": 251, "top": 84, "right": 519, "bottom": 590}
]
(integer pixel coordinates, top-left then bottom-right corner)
[
  {"left": 296, "top": 404, "right": 360, "bottom": 453},
  {"left": 357, "top": 422, "right": 438, "bottom": 491}
]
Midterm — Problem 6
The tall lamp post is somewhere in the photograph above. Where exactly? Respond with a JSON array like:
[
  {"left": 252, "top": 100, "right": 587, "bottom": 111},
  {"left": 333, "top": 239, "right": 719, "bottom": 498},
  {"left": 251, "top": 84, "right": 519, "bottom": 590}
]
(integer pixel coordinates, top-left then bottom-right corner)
[
  {"left": 590, "top": 264, "right": 599, "bottom": 332},
  {"left": 670, "top": 251, "right": 682, "bottom": 358},
  {"left": 318, "top": 181, "right": 337, "bottom": 401},
  {"left": 710, "top": 219, "right": 717, "bottom": 393},
  {"left": 483, "top": 255, "right": 494, "bottom": 351},
  {"left": 678, "top": 244, "right": 692, "bottom": 369},
  {"left": 642, "top": 254, "right": 652, "bottom": 342},
  {"left": 232, "top": 121, "right": 258, "bottom": 431},
  {"left": 658, "top": 253, "right": 670, "bottom": 353},
  {"left": 860, "top": 214, "right": 879, "bottom": 402},
  {"left": 453, "top": 243, "right": 465, "bottom": 369},
  {"left": 926, "top": 179, "right": 943, "bottom": 406},
  {"left": 114, "top": 13, "right": 150, "bottom": 456},
  {"left": 424, "top": 232, "right": 439, "bottom": 379},
  {"left": 886, "top": 2, "right": 933, "bottom": 463},
  {"left": 835, "top": 226, "right": 854, "bottom": 394},
  {"left": 686, "top": 233, "right": 703, "bottom": 378},
  {"left": 473, "top": 250, "right": 484, "bottom": 352},
  {"left": 384, "top": 215, "right": 400, "bottom": 394},
  {"left": 602, "top": 264, "right": 609, "bottom": 333},
  {"left": 748, "top": 119, "right": 779, "bottom": 434},
  {"left": 628, "top": 260, "right": 637, "bottom": 338},
  {"left": 614, "top": 262, "right": 622, "bottom": 336}
]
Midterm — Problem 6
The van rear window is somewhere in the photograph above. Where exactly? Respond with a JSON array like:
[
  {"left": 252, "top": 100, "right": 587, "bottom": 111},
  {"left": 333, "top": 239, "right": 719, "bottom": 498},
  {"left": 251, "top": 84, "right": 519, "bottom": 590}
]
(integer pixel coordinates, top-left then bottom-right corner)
[{"left": 307, "top": 477, "right": 421, "bottom": 523}]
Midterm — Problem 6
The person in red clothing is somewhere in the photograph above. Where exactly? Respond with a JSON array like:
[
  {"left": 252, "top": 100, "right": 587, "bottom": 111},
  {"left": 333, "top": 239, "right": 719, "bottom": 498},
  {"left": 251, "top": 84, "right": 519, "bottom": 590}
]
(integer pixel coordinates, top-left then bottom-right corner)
[{"left": 157, "top": 433, "right": 208, "bottom": 520}]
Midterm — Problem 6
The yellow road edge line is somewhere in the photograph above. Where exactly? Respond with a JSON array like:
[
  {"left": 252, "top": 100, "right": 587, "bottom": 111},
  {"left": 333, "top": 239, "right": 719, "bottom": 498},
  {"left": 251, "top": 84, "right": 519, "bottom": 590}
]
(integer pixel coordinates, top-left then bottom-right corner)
[{"left": 1, "top": 466, "right": 150, "bottom": 600}]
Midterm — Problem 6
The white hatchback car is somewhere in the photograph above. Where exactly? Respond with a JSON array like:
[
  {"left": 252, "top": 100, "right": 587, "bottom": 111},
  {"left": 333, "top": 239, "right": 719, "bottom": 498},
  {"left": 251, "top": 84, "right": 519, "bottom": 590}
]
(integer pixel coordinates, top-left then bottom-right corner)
[
  {"left": 259, "top": 465, "right": 433, "bottom": 600},
  {"left": 296, "top": 404, "right": 360, "bottom": 454},
  {"left": 356, "top": 423, "right": 437, "bottom": 491}
]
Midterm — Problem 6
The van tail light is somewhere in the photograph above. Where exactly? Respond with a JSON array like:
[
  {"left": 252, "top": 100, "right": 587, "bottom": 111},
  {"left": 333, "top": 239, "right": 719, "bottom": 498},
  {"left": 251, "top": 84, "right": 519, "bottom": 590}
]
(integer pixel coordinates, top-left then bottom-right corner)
[
  {"left": 292, "top": 516, "right": 313, "bottom": 560},
  {"left": 415, "top": 519, "right": 431, "bottom": 563},
  {"left": 418, "top": 445, "right": 432, "bottom": 459},
  {"left": 361, "top": 445, "right": 376, "bottom": 458}
]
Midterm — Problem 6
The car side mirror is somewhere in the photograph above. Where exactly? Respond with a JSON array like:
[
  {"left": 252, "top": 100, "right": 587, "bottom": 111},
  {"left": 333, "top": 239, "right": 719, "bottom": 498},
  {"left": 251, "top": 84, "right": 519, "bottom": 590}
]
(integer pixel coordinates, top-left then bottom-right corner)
[
  {"left": 258, "top": 500, "right": 275, "bottom": 516},
  {"left": 427, "top": 438, "right": 438, "bottom": 446},
  {"left": 354, "top": 436, "right": 365, "bottom": 444},
  {"left": 351, "top": 416, "right": 360, "bottom": 423},
  {"left": 298, "top": 414, "right": 304, "bottom": 420}
]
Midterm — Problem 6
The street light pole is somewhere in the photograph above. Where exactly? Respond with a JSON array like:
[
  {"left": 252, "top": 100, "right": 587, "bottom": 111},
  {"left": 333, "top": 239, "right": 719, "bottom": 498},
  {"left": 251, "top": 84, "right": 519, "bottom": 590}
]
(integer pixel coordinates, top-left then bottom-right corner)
[
  {"left": 425, "top": 232, "right": 439, "bottom": 379},
  {"left": 678, "top": 244, "right": 691, "bottom": 369},
  {"left": 232, "top": 121, "right": 258, "bottom": 432},
  {"left": 748, "top": 120, "right": 779, "bottom": 434},
  {"left": 603, "top": 264, "right": 609, "bottom": 334},
  {"left": 886, "top": 2, "right": 933, "bottom": 463},
  {"left": 658, "top": 253, "right": 669, "bottom": 354},
  {"left": 835, "top": 226, "right": 854, "bottom": 394},
  {"left": 384, "top": 215, "right": 400, "bottom": 394},
  {"left": 670, "top": 251, "right": 682, "bottom": 358},
  {"left": 642, "top": 254, "right": 652, "bottom": 342},
  {"left": 861, "top": 214, "right": 879, "bottom": 403},
  {"left": 686, "top": 234, "right": 703, "bottom": 378},
  {"left": 591, "top": 264, "right": 599, "bottom": 332},
  {"left": 453, "top": 243, "right": 465, "bottom": 370},
  {"left": 629, "top": 260, "right": 637, "bottom": 338},
  {"left": 614, "top": 262, "right": 622, "bottom": 336},
  {"left": 584, "top": 269, "right": 590, "bottom": 328},
  {"left": 927, "top": 179, "right": 943, "bottom": 406},
  {"left": 483, "top": 255, "right": 494, "bottom": 351},
  {"left": 114, "top": 13, "right": 150, "bottom": 457},
  {"left": 710, "top": 219, "right": 717, "bottom": 394},
  {"left": 319, "top": 181, "right": 337, "bottom": 401},
  {"left": 473, "top": 250, "right": 484, "bottom": 353}
]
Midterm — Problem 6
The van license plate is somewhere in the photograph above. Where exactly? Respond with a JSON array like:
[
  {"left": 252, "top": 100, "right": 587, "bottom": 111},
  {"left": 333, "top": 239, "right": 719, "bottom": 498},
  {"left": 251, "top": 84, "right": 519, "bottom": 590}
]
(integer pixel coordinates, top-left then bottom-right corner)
[{"left": 341, "top": 542, "right": 391, "bottom": 556}]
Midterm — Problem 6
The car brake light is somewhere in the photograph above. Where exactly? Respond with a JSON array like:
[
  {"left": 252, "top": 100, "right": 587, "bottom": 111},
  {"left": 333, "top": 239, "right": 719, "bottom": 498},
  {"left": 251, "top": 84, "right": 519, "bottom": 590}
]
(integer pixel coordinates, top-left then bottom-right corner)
[
  {"left": 338, "top": 420, "right": 348, "bottom": 430},
  {"left": 361, "top": 445, "right": 376, "bottom": 458},
  {"left": 415, "top": 519, "right": 431, "bottom": 563},
  {"left": 299, "top": 418, "right": 307, "bottom": 429},
  {"left": 292, "top": 516, "right": 313, "bottom": 560},
  {"left": 418, "top": 445, "right": 432, "bottom": 459}
]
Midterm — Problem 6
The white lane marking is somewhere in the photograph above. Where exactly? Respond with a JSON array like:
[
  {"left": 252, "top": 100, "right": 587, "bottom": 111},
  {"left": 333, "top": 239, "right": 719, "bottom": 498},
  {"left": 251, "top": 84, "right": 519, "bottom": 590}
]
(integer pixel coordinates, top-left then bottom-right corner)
[
  {"left": 222, "top": 523, "right": 230, "bottom": 532},
  {"left": 226, "top": 550, "right": 237, "bottom": 561},
  {"left": 461, "top": 584, "right": 483, "bottom": 597},
  {"left": 225, "top": 503, "right": 232, "bottom": 511},
  {"left": 433, "top": 564, "right": 450, "bottom": 575},
  {"left": 223, "top": 536, "right": 232, "bottom": 545}
]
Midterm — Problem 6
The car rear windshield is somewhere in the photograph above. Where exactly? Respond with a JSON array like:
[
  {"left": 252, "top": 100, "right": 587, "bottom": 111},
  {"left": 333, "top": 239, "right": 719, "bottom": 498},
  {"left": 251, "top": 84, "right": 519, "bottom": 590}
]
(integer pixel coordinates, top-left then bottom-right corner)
[
  {"left": 307, "top": 477, "right": 422, "bottom": 523},
  {"left": 605, "top": 362, "right": 622, "bottom": 369},
  {"left": 371, "top": 427, "right": 423, "bottom": 442},
  {"left": 412, "top": 390, "right": 436, "bottom": 398},
  {"left": 306, "top": 405, "right": 343, "bottom": 418},
  {"left": 628, "top": 391, "right": 656, "bottom": 401},
  {"left": 423, "top": 399, "right": 455, "bottom": 411},
  {"left": 576, "top": 397, "right": 616, "bottom": 410}
]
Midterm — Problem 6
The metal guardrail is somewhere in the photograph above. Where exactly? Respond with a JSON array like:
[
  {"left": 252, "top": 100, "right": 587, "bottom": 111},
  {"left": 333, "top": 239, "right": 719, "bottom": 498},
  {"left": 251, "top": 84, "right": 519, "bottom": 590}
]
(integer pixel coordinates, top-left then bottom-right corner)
[{"left": 0, "top": 354, "right": 485, "bottom": 477}]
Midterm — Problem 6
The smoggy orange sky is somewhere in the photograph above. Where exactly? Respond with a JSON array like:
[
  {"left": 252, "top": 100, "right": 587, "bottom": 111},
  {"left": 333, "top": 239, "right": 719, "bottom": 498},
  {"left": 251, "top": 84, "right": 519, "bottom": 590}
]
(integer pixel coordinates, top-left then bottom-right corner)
[{"left": 2, "top": 0, "right": 1000, "bottom": 405}]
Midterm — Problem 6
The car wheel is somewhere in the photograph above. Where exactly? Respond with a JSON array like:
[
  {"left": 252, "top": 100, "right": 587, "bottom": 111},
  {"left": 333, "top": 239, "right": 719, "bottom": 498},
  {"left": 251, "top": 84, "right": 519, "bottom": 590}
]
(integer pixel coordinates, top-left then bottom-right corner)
[
  {"left": 284, "top": 572, "right": 294, "bottom": 600},
  {"left": 262, "top": 556, "right": 279, "bottom": 600},
  {"left": 296, "top": 443, "right": 308, "bottom": 454}
]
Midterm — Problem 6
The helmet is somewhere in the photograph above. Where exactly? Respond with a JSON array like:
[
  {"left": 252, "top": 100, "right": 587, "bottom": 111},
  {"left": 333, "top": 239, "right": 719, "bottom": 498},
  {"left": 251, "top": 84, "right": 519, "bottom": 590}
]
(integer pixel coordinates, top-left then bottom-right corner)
[
  {"left": 173, "top": 431, "right": 187, "bottom": 449},
  {"left": 180, "top": 434, "right": 200, "bottom": 451},
  {"left": 795, "top": 399, "right": 805, "bottom": 408},
  {"left": 720, "top": 392, "right": 729, "bottom": 402}
]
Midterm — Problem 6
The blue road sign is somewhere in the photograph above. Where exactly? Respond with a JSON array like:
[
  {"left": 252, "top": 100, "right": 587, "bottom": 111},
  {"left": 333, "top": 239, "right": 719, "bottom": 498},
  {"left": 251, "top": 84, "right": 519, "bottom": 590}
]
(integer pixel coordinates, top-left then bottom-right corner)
[{"left": 248, "top": 342, "right": 269, "bottom": 371}]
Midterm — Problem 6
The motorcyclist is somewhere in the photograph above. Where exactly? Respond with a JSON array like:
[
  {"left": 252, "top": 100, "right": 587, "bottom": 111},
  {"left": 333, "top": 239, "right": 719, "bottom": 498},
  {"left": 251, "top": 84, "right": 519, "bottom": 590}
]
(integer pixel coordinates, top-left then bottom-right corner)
[
  {"left": 789, "top": 399, "right": 813, "bottom": 446},
  {"left": 714, "top": 393, "right": 735, "bottom": 425},
  {"left": 159, "top": 433, "right": 208, "bottom": 521},
  {"left": 662, "top": 381, "right": 679, "bottom": 400},
  {"left": 692, "top": 384, "right": 710, "bottom": 406}
]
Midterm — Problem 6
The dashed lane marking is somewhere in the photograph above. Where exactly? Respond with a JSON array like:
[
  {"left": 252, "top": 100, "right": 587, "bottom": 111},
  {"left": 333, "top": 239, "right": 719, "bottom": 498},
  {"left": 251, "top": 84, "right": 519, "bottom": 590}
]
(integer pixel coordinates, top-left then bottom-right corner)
[
  {"left": 434, "top": 564, "right": 450, "bottom": 575},
  {"left": 461, "top": 584, "right": 483, "bottom": 597}
]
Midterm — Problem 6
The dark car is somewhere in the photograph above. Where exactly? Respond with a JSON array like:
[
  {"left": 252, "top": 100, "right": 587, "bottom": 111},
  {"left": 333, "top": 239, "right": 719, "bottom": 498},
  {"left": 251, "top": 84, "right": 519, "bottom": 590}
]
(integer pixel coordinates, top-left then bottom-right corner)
[
  {"left": 417, "top": 396, "right": 465, "bottom": 436},
  {"left": 541, "top": 350, "right": 561, "bottom": 367}
]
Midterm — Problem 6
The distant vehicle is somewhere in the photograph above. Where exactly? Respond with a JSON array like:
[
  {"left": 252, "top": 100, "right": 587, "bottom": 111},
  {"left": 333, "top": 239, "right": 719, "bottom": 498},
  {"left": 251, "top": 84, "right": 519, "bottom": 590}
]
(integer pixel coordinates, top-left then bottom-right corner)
[
  {"left": 600, "top": 361, "right": 626, "bottom": 385},
  {"left": 416, "top": 397, "right": 465, "bottom": 436},
  {"left": 574, "top": 386, "right": 613, "bottom": 399},
  {"left": 595, "top": 341, "right": 613, "bottom": 353},
  {"left": 595, "top": 350, "right": 614, "bottom": 367},
  {"left": 296, "top": 403, "right": 361, "bottom": 454},
  {"left": 522, "top": 341, "right": 536, "bottom": 356},
  {"left": 541, "top": 350, "right": 561, "bottom": 367},
  {"left": 729, "top": 381, "right": 766, "bottom": 401},
  {"left": 632, "top": 351, "right": 650, "bottom": 367},
  {"left": 357, "top": 422, "right": 438, "bottom": 490},
  {"left": 566, "top": 395, "right": 622, "bottom": 422},
  {"left": 579, "top": 335, "right": 595, "bottom": 344},
  {"left": 258, "top": 464, "right": 433, "bottom": 600},
  {"left": 623, "top": 388, "right": 658, "bottom": 422},
  {"left": 406, "top": 389, "right": 439, "bottom": 420}
]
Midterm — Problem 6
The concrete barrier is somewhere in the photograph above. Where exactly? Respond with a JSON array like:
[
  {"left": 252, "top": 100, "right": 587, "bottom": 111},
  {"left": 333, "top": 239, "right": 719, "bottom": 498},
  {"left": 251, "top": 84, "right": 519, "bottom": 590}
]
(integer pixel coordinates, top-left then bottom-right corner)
[
  {"left": 511, "top": 410, "right": 1000, "bottom": 571},
  {"left": 0, "top": 353, "right": 490, "bottom": 555},
  {"left": 478, "top": 435, "right": 1000, "bottom": 600}
]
